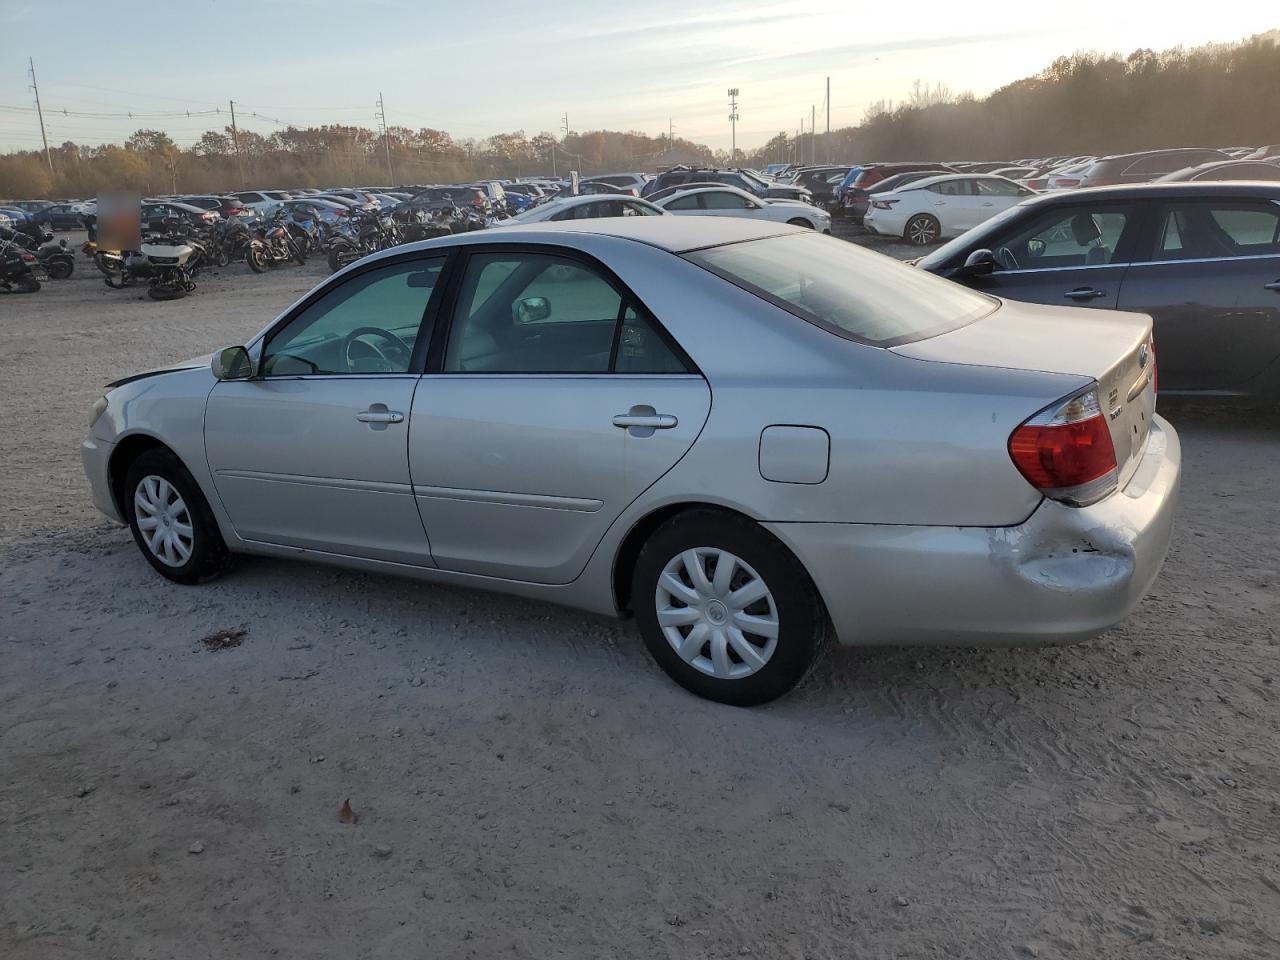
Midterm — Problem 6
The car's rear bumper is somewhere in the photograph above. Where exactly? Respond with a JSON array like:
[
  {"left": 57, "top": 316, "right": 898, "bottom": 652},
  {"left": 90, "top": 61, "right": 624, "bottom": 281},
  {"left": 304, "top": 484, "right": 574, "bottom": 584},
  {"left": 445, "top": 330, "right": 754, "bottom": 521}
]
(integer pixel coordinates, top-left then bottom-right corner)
[
  {"left": 81, "top": 435, "right": 123, "bottom": 524},
  {"left": 764, "top": 415, "right": 1181, "bottom": 647}
]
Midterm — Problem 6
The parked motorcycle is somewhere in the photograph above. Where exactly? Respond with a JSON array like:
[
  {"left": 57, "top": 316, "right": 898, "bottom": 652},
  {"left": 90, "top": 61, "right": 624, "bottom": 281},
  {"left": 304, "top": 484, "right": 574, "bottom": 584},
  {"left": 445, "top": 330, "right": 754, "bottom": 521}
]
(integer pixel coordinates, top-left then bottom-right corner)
[
  {"left": 246, "top": 209, "right": 306, "bottom": 273},
  {"left": 103, "top": 219, "right": 208, "bottom": 300},
  {"left": 208, "top": 217, "right": 254, "bottom": 266},
  {"left": 0, "top": 235, "right": 46, "bottom": 292},
  {"left": 0, "top": 224, "right": 75, "bottom": 279}
]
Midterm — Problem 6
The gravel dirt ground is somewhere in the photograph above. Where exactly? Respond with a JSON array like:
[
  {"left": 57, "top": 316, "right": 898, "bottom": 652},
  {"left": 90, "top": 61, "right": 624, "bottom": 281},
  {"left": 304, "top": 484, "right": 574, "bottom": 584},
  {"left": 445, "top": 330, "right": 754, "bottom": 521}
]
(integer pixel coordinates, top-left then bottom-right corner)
[{"left": 2, "top": 232, "right": 1278, "bottom": 960}]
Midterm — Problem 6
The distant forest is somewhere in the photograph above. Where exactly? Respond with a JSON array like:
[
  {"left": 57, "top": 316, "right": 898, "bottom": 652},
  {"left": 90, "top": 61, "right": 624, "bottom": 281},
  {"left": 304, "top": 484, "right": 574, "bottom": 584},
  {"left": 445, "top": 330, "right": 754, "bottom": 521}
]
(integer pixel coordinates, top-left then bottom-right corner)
[{"left": 1, "top": 31, "right": 1276, "bottom": 198}]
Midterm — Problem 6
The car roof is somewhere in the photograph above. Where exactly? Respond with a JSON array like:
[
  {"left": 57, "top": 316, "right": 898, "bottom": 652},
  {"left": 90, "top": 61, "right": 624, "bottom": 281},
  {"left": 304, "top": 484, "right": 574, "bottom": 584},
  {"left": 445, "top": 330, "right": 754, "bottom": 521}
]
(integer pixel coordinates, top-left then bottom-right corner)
[
  {"left": 376, "top": 215, "right": 801, "bottom": 258},
  {"left": 1017, "top": 181, "right": 1280, "bottom": 204}
]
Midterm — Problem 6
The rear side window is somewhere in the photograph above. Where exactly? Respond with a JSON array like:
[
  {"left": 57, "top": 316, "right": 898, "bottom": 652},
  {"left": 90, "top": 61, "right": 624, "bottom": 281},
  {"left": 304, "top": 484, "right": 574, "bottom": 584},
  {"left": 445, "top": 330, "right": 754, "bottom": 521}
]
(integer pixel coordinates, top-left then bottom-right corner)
[
  {"left": 687, "top": 232, "right": 996, "bottom": 347},
  {"left": 1155, "top": 202, "right": 1280, "bottom": 261},
  {"left": 933, "top": 180, "right": 975, "bottom": 196},
  {"left": 444, "top": 252, "right": 690, "bottom": 374}
]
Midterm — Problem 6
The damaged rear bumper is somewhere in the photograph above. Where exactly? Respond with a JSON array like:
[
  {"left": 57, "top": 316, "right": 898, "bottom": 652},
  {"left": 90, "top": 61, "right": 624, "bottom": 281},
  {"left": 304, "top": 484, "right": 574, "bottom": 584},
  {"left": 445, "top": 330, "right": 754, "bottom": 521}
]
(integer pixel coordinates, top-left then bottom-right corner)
[{"left": 764, "top": 415, "right": 1181, "bottom": 647}]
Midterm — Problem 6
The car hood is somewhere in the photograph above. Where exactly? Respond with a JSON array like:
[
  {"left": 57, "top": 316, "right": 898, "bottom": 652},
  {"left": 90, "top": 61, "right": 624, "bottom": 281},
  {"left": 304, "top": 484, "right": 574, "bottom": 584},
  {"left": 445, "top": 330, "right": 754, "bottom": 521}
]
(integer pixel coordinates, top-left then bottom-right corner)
[{"left": 106, "top": 353, "right": 211, "bottom": 389}]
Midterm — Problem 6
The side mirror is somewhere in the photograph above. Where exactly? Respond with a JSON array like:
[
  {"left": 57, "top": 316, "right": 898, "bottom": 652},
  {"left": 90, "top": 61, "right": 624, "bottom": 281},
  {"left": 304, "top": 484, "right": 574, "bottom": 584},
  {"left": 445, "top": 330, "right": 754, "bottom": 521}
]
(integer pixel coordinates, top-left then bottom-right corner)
[
  {"left": 211, "top": 345, "right": 253, "bottom": 380},
  {"left": 513, "top": 296, "right": 551, "bottom": 324},
  {"left": 958, "top": 248, "right": 996, "bottom": 277}
]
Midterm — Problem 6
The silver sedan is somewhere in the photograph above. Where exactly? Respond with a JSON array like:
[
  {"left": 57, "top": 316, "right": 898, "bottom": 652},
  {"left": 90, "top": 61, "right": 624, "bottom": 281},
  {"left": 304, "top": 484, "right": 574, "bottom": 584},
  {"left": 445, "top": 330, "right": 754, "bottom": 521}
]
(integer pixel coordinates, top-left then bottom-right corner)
[{"left": 81, "top": 218, "right": 1180, "bottom": 705}]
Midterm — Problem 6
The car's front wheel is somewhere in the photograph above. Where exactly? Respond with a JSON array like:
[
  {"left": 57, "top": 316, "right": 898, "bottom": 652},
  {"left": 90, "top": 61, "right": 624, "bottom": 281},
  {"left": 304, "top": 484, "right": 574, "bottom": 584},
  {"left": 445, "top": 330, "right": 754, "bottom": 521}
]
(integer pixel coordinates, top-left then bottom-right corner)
[
  {"left": 905, "top": 213, "right": 941, "bottom": 246},
  {"left": 632, "top": 510, "right": 828, "bottom": 706},
  {"left": 124, "top": 448, "right": 230, "bottom": 584}
]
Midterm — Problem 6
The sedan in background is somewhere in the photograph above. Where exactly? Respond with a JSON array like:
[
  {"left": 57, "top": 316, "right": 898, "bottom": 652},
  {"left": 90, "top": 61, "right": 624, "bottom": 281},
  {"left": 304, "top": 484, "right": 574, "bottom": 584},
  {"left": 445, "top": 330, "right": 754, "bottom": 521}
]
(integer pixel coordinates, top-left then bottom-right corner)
[
  {"left": 864, "top": 174, "right": 1034, "bottom": 245},
  {"left": 38, "top": 203, "right": 86, "bottom": 230},
  {"left": 916, "top": 182, "right": 1280, "bottom": 399},
  {"left": 82, "top": 217, "right": 1177, "bottom": 706},
  {"left": 493, "top": 194, "right": 665, "bottom": 224},
  {"left": 140, "top": 200, "right": 218, "bottom": 230},
  {"left": 654, "top": 186, "right": 831, "bottom": 231}
]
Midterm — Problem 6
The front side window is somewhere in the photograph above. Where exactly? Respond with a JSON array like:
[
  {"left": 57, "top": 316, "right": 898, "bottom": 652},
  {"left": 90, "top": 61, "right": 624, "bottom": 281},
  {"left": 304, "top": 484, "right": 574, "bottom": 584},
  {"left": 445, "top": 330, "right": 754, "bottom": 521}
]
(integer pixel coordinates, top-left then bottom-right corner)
[
  {"left": 975, "top": 178, "right": 1025, "bottom": 197},
  {"left": 262, "top": 257, "right": 444, "bottom": 376},
  {"left": 664, "top": 194, "right": 702, "bottom": 211},
  {"left": 444, "top": 252, "right": 688, "bottom": 374},
  {"left": 703, "top": 191, "right": 751, "bottom": 210},
  {"left": 988, "top": 206, "right": 1132, "bottom": 270},
  {"left": 1155, "top": 202, "right": 1280, "bottom": 261},
  {"left": 687, "top": 232, "right": 996, "bottom": 347}
]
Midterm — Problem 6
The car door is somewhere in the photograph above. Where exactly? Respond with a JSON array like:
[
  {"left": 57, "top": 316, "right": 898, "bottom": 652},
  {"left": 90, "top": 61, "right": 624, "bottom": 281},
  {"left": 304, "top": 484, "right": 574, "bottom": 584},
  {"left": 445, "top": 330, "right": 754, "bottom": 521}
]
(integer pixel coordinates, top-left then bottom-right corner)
[
  {"left": 1116, "top": 198, "right": 1280, "bottom": 391},
  {"left": 962, "top": 201, "right": 1141, "bottom": 309},
  {"left": 929, "top": 178, "right": 982, "bottom": 233},
  {"left": 661, "top": 193, "right": 707, "bottom": 217},
  {"left": 203, "top": 254, "right": 447, "bottom": 564},
  {"left": 408, "top": 246, "right": 710, "bottom": 585}
]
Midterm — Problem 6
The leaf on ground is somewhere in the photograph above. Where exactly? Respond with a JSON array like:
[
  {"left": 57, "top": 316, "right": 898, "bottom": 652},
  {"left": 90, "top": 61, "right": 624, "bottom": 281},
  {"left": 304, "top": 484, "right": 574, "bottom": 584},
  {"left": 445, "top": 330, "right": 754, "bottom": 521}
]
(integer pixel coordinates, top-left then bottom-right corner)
[
  {"left": 339, "top": 798, "right": 357, "bottom": 825},
  {"left": 201, "top": 628, "right": 246, "bottom": 652}
]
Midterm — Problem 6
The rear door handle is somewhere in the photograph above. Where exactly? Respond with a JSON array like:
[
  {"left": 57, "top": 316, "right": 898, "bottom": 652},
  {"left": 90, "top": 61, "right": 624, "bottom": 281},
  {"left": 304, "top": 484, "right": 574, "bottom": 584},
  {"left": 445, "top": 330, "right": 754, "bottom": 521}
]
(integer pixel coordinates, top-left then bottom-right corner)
[
  {"left": 1264, "top": 280, "right": 1280, "bottom": 291},
  {"left": 613, "top": 414, "right": 677, "bottom": 429},
  {"left": 1064, "top": 287, "right": 1107, "bottom": 301}
]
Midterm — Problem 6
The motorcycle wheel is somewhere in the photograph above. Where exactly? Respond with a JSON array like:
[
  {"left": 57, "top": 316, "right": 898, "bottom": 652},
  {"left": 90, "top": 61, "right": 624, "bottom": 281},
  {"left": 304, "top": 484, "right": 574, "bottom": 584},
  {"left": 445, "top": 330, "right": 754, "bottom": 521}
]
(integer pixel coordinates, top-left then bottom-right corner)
[
  {"left": 247, "top": 245, "right": 269, "bottom": 274},
  {"left": 17, "top": 277, "right": 42, "bottom": 293},
  {"left": 94, "top": 252, "right": 122, "bottom": 277},
  {"left": 291, "top": 239, "right": 307, "bottom": 265},
  {"left": 46, "top": 258, "right": 74, "bottom": 280},
  {"left": 148, "top": 283, "right": 187, "bottom": 301},
  {"left": 327, "top": 245, "right": 358, "bottom": 274}
]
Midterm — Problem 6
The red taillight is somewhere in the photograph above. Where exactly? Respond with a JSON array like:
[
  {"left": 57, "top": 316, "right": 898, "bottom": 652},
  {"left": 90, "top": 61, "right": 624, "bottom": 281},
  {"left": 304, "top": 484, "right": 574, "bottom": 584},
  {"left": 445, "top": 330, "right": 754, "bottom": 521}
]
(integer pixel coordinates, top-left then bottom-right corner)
[
  {"left": 21, "top": 253, "right": 36, "bottom": 262},
  {"left": 1008, "top": 387, "right": 1118, "bottom": 507},
  {"left": 471, "top": 197, "right": 486, "bottom": 206}
]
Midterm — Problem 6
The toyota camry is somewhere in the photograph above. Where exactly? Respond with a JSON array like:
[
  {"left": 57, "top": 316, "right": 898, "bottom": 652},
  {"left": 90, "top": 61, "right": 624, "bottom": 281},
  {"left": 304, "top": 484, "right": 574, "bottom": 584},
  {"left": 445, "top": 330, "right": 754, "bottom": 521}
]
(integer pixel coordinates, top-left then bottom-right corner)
[{"left": 82, "top": 218, "right": 1180, "bottom": 705}]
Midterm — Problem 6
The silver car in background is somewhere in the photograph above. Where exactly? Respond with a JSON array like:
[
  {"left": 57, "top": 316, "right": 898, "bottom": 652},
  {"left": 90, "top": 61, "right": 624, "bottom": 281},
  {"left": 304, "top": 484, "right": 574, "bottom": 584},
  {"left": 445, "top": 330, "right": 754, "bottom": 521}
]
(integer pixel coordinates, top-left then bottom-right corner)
[{"left": 81, "top": 218, "right": 1180, "bottom": 705}]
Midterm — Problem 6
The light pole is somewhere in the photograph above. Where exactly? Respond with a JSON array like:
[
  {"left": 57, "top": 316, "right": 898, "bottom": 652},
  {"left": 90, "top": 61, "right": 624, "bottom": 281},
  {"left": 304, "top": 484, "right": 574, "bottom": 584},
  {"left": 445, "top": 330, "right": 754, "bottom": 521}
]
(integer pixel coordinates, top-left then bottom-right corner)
[{"left": 727, "top": 88, "right": 739, "bottom": 163}]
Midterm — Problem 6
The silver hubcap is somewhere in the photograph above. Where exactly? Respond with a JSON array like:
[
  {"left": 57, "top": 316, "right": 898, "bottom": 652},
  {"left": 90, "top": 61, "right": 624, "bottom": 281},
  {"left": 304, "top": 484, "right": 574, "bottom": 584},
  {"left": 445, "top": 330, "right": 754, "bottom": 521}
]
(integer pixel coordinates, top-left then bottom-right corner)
[
  {"left": 655, "top": 548, "right": 779, "bottom": 680},
  {"left": 134, "top": 475, "right": 194, "bottom": 567},
  {"left": 909, "top": 217, "right": 938, "bottom": 244}
]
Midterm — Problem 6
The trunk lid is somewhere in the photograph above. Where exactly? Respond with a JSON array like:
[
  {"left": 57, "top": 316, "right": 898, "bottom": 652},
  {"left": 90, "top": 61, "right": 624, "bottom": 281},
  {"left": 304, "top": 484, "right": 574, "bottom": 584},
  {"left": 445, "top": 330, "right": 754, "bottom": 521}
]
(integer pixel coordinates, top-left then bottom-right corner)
[{"left": 892, "top": 298, "right": 1156, "bottom": 486}]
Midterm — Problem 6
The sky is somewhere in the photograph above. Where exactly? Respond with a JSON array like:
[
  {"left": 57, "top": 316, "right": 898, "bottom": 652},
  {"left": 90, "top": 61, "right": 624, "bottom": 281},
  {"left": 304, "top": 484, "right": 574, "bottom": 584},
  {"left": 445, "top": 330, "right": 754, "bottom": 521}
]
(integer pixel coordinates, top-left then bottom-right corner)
[{"left": 1, "top": 0, "right": 1276, "bottom": 154}]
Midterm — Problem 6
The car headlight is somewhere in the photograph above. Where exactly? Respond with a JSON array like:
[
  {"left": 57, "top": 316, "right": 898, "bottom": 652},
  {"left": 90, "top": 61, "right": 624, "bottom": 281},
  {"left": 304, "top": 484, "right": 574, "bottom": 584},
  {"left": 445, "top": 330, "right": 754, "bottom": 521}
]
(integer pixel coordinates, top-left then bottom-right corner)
[{"left": 89, "top": 396, "right": 108, "bottom": 428}]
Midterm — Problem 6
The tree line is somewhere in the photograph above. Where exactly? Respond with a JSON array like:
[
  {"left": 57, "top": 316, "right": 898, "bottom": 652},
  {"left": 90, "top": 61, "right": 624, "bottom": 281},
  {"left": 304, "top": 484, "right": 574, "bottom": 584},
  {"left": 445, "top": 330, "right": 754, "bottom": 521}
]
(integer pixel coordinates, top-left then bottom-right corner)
[{"left": 1, "top": 31, "right": 1276, "bottom": 199}]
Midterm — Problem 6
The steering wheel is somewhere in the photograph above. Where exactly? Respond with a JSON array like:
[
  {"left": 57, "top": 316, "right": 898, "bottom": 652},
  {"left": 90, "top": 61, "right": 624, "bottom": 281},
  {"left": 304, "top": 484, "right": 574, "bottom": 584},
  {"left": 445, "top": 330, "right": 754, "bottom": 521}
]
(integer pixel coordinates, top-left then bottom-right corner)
[
  {"left": 994, "top": 246, "right": 1020, "bottom": 270},
  {"left": 341, "top": 326, "right": 411, "bottom": 373}
]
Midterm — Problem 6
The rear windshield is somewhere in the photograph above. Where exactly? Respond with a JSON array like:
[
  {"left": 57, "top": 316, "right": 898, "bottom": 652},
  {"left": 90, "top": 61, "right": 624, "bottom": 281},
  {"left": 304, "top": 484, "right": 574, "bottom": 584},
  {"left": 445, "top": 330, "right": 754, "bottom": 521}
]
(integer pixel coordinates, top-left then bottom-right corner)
[{"left": 686, "top": 232, "right": 996, "bottom": 347}]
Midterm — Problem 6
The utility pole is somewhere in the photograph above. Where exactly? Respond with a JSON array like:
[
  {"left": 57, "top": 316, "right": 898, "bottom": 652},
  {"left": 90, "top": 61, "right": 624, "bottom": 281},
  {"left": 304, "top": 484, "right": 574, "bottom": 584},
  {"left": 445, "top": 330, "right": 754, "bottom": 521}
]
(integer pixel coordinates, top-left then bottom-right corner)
[
  {"left": 376, "top": 92, "right": 394, "bottom": 184},
  {"left": 28, "top": 58, "right": 52, "bottom": 173},
  {"left": 727, "top": 89, "right": 739, "bottom": 163},
  {"left": 561, "top": 112, "right": 569, "bottom": 137},
  {"left": 826, "top": 76, "right": 831, "bottom": 162},
  {"left": 229, "top": 100, "right": 245, "bottom": 187}
]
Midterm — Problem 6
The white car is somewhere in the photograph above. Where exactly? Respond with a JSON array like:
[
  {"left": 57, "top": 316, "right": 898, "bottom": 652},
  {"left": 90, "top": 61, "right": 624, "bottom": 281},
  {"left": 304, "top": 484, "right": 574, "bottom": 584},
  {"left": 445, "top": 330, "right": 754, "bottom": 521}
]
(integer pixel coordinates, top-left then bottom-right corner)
[
  {"left": 863, "top": 174, "right": 1035, "bottom": 246},
  {"left": 492, "top": 194, "right": 666, "bottom": 225},
  {"left": 653, "top": 186, "right": 831, "bottom": 232}
]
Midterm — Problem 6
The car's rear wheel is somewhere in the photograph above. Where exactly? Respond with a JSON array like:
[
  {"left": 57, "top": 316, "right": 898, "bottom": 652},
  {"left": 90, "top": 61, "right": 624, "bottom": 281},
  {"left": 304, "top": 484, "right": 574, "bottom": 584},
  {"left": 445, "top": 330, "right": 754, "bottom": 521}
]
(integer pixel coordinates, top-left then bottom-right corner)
[
  {"left": 124, "top": 448, "right": 230, "bottom": 584},
  {"left": 786, "top": 217, "right": 815, "bottom": 229},
  {"left": 632, "top": 510, "right": 828, "bottom": 706},
  {"left": 905, "top": 213, "right": 941, "bottom": 246}
]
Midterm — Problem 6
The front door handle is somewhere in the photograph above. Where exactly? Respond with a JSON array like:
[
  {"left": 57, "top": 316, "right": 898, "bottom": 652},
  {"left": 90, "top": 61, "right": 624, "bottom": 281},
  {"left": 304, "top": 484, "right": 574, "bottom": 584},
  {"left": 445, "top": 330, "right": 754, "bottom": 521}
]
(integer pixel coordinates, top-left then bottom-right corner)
[
  {"left": 1264, "top": 280, "right": 1280, "bottom": 291},
  {"left": 613, "top": 414, "right": 677, "bottom": 429},
  {"left": 356, "top": 403, "right": 404, "bottom": 431},
  {"left": 1064, "top": 287, "right": 1107, "bottom": 301}
]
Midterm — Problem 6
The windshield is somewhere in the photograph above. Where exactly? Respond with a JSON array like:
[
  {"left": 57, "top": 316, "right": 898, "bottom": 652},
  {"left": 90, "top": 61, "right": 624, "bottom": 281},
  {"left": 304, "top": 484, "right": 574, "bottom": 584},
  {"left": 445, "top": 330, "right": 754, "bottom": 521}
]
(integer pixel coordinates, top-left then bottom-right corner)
[
  {"left": 687, "top": 232, "right": 997, "bottom": 347},
  {"left": 737, "top": 170, "right": 769, "bottom": 190}
]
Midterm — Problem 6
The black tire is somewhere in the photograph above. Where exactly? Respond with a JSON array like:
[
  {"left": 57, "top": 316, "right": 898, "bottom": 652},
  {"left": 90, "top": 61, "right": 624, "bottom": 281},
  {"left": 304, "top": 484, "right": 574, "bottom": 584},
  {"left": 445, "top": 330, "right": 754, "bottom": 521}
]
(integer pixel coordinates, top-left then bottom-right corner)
[
  {"left": 247, "top": 244, "right": 269, "bottom": 274},
  {"left": 148, "top": 283, "right": 187, "bottom": 301},
  {"left": 327, "top": 244, "right": 357, "bottom": 273},
  {"left": 631, "top": 509, "right": 828, "bottom": 706},
  {"left": 46, "top": 258, "right": 74, "bottom": 279},
  {"left": 904, "top": 213, "right": 941, "bottom": 246},
  {"left": 786, "top": 217, "right": 815, "bottom": 229},
  {"left": 124, "top": 448, "right": 230, "bottom": 584},
  {"left": 16, "top": 277, "right": 41, "bottom": 293}
]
